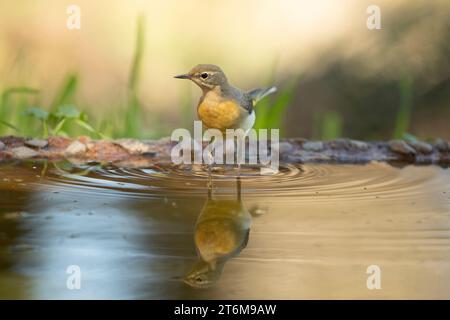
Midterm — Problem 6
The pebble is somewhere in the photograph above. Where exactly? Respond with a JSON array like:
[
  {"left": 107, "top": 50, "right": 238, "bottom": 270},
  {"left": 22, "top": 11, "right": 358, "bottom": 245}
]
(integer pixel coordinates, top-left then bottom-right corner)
[
  {"left": 388, "top": 140, "right": 416, "bottom": 155},
  {"left": 11, "top": 146, "right": 39, "bottom": 159},
  {"left": 278, "top": 142, "right": 293, "bottom": 153},
  {"left": 0, "top": 141, "right": 5, "bottom": 150},
  {"left": 435, "top": 139, "right": 450, "bottom": 152},
  {"left": 86, "top": 142, "right": 96, "bottom": 151},
  {"left": 408, "top": 140, "right": 433, "bottom": 154},
  {"left": 348, "top": 139, "right": 369, "bottom": 150},
  {"left": 25, "top": 139, "right": 48, "bottom": 149},
  {"left": 330, "top": 138, "right": 369, "bottom": 150},
  {"left": 302, "top": 141, "right": 324, "bottom": 152},
  {"left": 114, "top": 139, "right": 154, "bottom": 154},
  {"left": 64, "top": 140, "right": 87, "bottom": 156}
]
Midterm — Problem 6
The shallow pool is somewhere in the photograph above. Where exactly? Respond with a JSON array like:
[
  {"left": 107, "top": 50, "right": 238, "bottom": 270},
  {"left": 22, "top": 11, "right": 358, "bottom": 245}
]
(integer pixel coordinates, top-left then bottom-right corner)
[{"left": 0, "top": 161, "right": 449, "bottom": 299}]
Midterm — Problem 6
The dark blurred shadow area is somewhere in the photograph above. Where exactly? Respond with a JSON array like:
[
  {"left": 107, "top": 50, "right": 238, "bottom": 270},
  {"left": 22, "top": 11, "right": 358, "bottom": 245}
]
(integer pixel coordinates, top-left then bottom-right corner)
[{"left": 284, "top": 2, "right": 450, "bottom": 139}]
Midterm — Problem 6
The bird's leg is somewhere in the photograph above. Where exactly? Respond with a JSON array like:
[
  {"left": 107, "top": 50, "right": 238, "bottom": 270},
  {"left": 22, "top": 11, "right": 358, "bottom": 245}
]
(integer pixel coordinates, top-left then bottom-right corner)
[
  {"left": 207, "top": 148, "right": 213, "bottom": 197},
  {"left": 237, "top": 173, "right": 242, "bottom": 201},
  {"left": 235, "top": 135, "right": 244, "bottom": 180},
  {"left": 237, "top": 161, "right": 241, "bottom": 181}
]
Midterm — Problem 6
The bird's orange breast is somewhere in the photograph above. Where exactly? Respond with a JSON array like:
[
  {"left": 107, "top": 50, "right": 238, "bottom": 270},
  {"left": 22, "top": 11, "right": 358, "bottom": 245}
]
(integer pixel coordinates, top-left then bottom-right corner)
[
  {"left": 198, "top": 93, "right": 244, "bottom": 131},
  {"left": 195, "top": 220, "right": 238, "bottom": 262}
]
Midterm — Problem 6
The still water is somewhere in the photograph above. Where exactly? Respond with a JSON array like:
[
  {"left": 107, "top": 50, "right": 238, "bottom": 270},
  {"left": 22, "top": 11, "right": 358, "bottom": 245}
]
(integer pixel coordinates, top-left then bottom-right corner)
[{"left": 0, "top": 161, "right": 449, "bottom": 299}]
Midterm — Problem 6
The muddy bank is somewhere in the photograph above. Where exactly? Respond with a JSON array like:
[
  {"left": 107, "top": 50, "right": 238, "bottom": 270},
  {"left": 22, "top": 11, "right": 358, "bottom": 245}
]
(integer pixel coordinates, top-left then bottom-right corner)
[{"left": 0, "top": 136, "right": 449, "bottom": 167}]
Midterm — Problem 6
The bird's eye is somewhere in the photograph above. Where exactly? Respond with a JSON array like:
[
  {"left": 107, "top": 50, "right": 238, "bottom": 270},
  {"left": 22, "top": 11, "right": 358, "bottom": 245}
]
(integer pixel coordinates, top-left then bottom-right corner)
[
  {"left": 195, "top": 276, "right": 204, "bottom": 283},
  {"left": 200, "top": 72, "right": 209, "bottom": 79}
]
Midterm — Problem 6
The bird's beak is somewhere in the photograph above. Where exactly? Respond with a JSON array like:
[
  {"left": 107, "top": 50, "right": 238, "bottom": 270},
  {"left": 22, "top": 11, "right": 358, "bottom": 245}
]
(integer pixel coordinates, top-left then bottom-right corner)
[{"left": 174, "top": 73, "right": 191, "bottom": 79}]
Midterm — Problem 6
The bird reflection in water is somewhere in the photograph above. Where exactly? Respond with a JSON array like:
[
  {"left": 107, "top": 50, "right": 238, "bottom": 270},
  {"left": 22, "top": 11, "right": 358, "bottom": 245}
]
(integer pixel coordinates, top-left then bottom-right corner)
[{"left": 184, "top": 176, "right": 252, "bottom": 288}]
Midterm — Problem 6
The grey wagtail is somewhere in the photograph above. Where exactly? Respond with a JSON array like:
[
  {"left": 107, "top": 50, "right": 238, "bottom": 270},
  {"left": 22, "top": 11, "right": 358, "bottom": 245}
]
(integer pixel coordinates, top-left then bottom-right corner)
[{"left": 175, "top": 64, "right": 276, "bottom": 132}]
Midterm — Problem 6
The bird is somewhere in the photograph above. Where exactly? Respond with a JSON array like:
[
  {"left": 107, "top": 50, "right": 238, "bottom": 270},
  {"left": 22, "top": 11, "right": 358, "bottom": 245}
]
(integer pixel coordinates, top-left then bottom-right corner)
[
  {"left": 175, "top": 64, "right": 276, "bottom": 133},
  {"left": 184, "top": 177, "right": 252, "bottom": 288}
]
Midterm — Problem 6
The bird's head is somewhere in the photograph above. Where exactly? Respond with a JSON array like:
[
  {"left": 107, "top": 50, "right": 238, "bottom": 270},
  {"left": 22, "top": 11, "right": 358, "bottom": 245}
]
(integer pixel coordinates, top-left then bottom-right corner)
[
  {"left": 175, "top": 64, "right": 228, "bottom": 91},
  {"left": 183, "top": 260, "right": 224, "bottom": 289}
]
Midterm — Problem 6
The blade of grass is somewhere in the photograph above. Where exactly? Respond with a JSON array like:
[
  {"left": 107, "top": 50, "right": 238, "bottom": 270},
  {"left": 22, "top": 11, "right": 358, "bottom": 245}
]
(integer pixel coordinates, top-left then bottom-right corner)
[
  {"left": 52, "top": 118, "right": 67, "bottom": 135},
  {"left": 50, "top": 74, "right": 78, "bottom": 111},
  {"left": 254, "top": 79, "right": 298, "bottom": 135},
  {"left": 321, "top": 111, "right": 342, "bottom": 140},
  {"left": 42, "top": 120, "right": 49, "bottom": 138},
  {"left": 253, "top": 60, "right": 278, "bottom": 130},
  {"left": 129, "top": 15, "right": 145, "bottom": 93},
  {"left": 75, "top": 119, "right": 107, "bottom": 138},
  {"left": 0, "top": 87, "right": 39, "bottom": 135},
  {"left": 125, "top": 14, "right": 146, "bottom": 138},
  {"left": 180, "top": 85, "right": 194, "bottom": 129},
  {"left": 394, "top": 76, "right": 414, "bottom": 138},
  {"left": 1, "top": 87, "right": 39, "bottom": 107},
  {"left": 265, "top": 81, "right": 297, "bottom": 130},
  {"left": 0, "top": 119, "right": 21, "bottom": 132},
  {"left": 75, "top": 119, "right": 97, "bottom": 133}
]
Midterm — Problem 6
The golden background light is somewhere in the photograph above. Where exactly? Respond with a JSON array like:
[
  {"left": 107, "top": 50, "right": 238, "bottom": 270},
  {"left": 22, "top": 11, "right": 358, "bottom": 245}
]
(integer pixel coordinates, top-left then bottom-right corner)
[{"left": 0, "top": 0, "right": 448, "bottom": 137}]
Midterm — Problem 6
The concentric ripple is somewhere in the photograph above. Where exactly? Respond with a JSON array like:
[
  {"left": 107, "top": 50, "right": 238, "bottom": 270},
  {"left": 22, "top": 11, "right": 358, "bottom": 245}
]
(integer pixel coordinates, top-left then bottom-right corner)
[
  {"left": 3, "top": 161, "right": 446, "bottom": 202},
  {"left": 1, "top": 160, "right": 450, "bottom": 299}
]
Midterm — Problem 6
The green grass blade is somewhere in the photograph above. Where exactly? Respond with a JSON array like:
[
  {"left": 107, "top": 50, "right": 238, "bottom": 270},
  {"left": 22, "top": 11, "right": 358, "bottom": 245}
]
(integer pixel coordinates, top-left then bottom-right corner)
[
  {"left": 1, "top": 87, "right": 39, "bottom": 106},
  {"left": 0, "top": 119, "right": 21, "bottom": 132},
  {"left": 52, "top": 118, "right": 67, "bottom": 135},
  {"left": 129, "top": 15, "right": 145, "bottom": 92},
  {"left": 75, "top": 118, "right": 107, "bottom": 138},
  {"left": 125, "top": 14, "right": 146, "bottom": 138},
  {"left": 42, "top": 120, "right": 49, "bottom": 138},
  {"left": 254, "top": 79, "right": 298, "bottom": 133},
  {"left": 321, "top": 111, "right": 342, "bottom": 140},
  {"left": 50, "top": 74, "right": 78, "bottom": 111},
  {"left": 394, "top": 77, "right": 414, "bottom": 138},
  {"left": 75, "top": 119, "right": 97, "bottom": 133},
  {"left": 265, "top": 84, "right": 296, "bottom": 129},
  {"left": 0, "top": 87, "right": 39, "bottom": 133}
]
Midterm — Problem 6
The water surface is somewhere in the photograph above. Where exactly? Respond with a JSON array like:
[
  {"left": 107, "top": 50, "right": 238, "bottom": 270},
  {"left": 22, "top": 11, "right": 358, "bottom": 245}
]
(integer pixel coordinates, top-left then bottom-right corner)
[{"left": 0, "top": 161, "right": 449, "bottom": 299}]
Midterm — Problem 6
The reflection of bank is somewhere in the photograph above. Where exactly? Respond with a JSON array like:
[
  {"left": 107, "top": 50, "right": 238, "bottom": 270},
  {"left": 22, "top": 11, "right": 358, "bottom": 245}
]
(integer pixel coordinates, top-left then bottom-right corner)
[
  {"left": 0, "top": 178, "right": 34, "bottom": 299},
  {"left": 184, "top": 177, "right": 252, "bottom": 288},
  {"left": 0, "top": 162, "right": 153, "bottom": 299}
]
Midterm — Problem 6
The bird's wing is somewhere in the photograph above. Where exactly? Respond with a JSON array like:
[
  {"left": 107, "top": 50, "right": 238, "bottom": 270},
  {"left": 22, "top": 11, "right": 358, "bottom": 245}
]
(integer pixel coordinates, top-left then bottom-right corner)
[
  {"left": 248, "top": 86, "right": 277, "bottom": 105},
  {"left": 240, "top": 93, "right": 254, "bottom": 114}
]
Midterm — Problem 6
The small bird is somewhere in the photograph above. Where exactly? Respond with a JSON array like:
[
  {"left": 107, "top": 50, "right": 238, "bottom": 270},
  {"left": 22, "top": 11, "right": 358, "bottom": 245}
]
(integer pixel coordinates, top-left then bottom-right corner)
[{"left": 175, "top": 64, "right": 276, "bottom": 132}]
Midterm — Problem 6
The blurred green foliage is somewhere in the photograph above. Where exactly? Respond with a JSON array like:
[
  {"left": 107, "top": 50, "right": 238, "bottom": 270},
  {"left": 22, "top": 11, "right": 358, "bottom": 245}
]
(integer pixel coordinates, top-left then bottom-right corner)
[
  {"left": 253, "top": 75, "right": 298, "bottom": 136},
  {"left": 0, "top": 71, "right": 420, "bottom": 141},
  {"left": 0, "top": 81, "right": 105, "bottom": 138},
  {"left": 253, "top": 82, "right": 296, "bottom": 134},
  {"left": 0, "top": 13, "right": 439, "bottom": 141},
  {"left": 24, "top": 104, "right": 105, "bottom": 138},
  {"left": 0, "top": 15, "right": 159, "bottom": 140}
]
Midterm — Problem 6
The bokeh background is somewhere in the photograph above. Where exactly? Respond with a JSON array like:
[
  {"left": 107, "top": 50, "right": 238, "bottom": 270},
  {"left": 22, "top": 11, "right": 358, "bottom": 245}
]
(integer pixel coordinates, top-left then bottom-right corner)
[{"left": 0, "top": 0, "right": 449, "bottom": 139}]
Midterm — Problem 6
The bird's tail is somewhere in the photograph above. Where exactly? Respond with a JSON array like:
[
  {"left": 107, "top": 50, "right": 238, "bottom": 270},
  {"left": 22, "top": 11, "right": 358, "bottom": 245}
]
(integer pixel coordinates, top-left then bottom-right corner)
[{"left": 248, "top": 86, "right": 277, "bottom": 105}]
